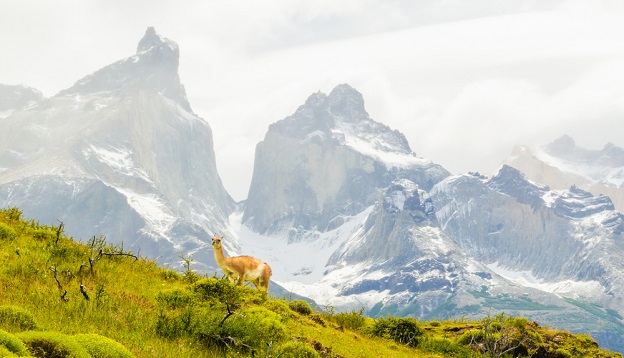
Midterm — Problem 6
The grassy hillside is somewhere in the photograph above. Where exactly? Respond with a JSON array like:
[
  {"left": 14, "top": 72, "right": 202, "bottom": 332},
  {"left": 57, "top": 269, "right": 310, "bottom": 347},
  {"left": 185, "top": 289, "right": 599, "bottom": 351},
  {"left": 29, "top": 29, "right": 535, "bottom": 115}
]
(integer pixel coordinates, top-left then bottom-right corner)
[{"left": 0, "top": 207, "right": 621, "bottom": 357}]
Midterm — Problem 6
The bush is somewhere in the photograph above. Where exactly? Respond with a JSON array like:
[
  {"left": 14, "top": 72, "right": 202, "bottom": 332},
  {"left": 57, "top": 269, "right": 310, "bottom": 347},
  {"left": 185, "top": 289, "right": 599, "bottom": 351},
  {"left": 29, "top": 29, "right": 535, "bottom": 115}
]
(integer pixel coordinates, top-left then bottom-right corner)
[
  {"left": 263, "top": 300, "right": 292, "bottom": 317},
  {"left": 333, "top": 308, "right": 365, "bottom": 330},
  {"left": 288, "top": 300, "right": 312, "bottom": 315},
  {"left": 74, "top": 333, "right": 134, "bottom": 358},
  {"left": 156, "top": 289, "right": 195, "bottom": 309},
  {"left": 456, "top": 328, "right": 483, "bottom": 345},
  {"left": 0, "top": 223, "right": 17, "bottom": 241},
  {"left": 368, "top": 316, "right": 423, "bottom": 347},
  {"left": 274, "top": 341, "right": 320, "bottom": 358},
  {"left": 195, "top": 307, "right": 288, "bottom": 354},
  {"left": 16, "top": 331, "right": 90, "bottom": 358},
  {"left": 0, "top": 306, "right": 39, "bottom": 332},
  {"left": 192, "top": 277, "right": 242, "bottom": 307},
  {"left": 0, "top": 329, "right": 28, "bottom": 356},
  {"left": 155, "top": 306, "right": 198, "bottom": 339}
]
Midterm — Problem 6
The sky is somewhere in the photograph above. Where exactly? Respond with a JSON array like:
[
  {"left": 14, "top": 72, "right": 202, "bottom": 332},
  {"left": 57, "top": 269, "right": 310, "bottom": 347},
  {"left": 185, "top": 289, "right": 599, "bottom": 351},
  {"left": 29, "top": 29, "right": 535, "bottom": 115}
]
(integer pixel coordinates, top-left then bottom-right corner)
[{"left": 2, "top": 1, "right": 624, "bottom": 201}]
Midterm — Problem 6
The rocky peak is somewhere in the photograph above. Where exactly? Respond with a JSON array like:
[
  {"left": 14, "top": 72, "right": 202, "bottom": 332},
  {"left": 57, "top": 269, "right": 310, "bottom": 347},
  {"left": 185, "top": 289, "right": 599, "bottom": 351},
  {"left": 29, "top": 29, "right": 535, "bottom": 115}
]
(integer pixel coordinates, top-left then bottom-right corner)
[
  {"left": 383, "top": 179, "right": 435, "bottom": 224},
  {"left": 58, "top": 27, "right": 191, "bottom": 111},
  {"left": 137, "top": 27, "right": 177, "bottom": 53},
  {"left": 553, "top": 186, "right": 616, "bottom": 219},
  {"left": 0, "top": 84, "right": 43, "bottom": 114},
  {"left": 487, "top": 165, "right": 547, "bottom": 207},
  {"left": 326, "top": 83, "right": 368, "bottom": 122}
]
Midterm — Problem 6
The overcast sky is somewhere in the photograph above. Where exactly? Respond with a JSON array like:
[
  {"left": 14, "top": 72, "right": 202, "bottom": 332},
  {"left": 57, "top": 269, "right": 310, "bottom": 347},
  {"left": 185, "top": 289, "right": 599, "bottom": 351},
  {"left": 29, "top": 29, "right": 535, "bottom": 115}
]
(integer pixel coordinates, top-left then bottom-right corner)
[{"left": 2, "top": 1, "right": 624, "bottom": 201}]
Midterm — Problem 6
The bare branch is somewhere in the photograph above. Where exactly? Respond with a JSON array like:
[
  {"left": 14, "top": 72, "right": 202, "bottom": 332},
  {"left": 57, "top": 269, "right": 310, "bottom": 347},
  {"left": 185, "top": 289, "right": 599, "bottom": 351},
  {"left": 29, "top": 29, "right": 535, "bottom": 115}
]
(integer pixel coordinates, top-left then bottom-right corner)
[{"left": 80, "top": 284, "right": 90, "bottom": 300}]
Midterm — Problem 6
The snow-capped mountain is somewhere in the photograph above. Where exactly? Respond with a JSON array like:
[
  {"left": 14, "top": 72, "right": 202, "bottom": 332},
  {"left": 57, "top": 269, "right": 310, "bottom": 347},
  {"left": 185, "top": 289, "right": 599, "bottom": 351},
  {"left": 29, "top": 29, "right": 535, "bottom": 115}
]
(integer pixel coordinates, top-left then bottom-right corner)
[
  {"left": 235, "top": 86, "right": 624, "bottom": 352},
  {"left": 504, "top": 135, "right": 624, "bottom": 212},
  {"left": 0, "top": 28, "right": 234, "bottom": 269},
  {"left": 243, "top": 84, "right": 449, "bottom": 235},
  {"left": 0, "top": 83, "right": 43, "bottom": 118}
]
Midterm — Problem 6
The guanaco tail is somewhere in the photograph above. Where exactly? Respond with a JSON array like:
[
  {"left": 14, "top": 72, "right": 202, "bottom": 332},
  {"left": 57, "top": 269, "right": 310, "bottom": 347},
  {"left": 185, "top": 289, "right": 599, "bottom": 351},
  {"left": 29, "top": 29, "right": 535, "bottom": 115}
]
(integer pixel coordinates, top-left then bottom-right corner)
[{"left": 211, "top": 233, "right": 272, "bottom": 292}]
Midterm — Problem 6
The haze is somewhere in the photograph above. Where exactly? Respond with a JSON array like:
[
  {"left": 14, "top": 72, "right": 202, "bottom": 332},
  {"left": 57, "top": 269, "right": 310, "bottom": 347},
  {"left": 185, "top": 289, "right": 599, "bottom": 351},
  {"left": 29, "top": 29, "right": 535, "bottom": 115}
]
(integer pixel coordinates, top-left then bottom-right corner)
[{"left": 2, "top": 0, "right": 624, "bottom": 201}]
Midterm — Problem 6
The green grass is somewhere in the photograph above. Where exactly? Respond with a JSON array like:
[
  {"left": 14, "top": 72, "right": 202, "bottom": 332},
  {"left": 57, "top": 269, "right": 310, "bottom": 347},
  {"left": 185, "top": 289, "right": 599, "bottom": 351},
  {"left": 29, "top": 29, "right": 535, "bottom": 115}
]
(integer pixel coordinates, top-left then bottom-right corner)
[{"left": 0, "top": 207, "right": 622, "bottom": 358}]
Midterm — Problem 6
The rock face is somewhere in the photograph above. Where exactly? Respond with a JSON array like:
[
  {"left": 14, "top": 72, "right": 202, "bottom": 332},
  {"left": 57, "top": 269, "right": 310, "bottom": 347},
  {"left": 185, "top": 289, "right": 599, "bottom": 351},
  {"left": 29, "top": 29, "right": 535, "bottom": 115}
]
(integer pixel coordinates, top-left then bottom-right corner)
[
  {"left": 504, "top": 135, "right": 624, "bottom": 212},
  {"left": 243, "top": 84, "right": 449, "bottom": 235},
  {"left": 0, "top": 84, "right": 43, "bottom": 117},
  {"left": 237, "top": 86, "right": 624, "bottom": 353},
  {"left": 0, "top": 28, "right": 234, "bottom": 270}
]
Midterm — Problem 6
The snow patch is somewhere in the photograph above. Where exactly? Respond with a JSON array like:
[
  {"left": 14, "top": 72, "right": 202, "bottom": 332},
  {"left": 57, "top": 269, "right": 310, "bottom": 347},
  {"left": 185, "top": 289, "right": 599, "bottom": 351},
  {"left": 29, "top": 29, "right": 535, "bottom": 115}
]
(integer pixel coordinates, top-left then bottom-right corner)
[
  {"left": 486, "top": 262, "right": 604, "bottom": 299},
  {"left": 83, "top": 144, "right": 152, "bottom": 183},
  {"left": 115, "top": 187, "right": 175, "bottom": 235},
  {"left": 331, "top": 120, "right": 431, "bottom": 170}
]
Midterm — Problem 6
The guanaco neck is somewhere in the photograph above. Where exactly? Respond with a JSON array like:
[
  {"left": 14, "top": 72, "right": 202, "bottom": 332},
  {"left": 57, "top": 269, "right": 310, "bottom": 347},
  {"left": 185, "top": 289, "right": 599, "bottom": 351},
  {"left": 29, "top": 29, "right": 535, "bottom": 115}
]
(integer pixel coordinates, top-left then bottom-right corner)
[{"left": 213, "top": 244, "right": 229, "bottom": 269}]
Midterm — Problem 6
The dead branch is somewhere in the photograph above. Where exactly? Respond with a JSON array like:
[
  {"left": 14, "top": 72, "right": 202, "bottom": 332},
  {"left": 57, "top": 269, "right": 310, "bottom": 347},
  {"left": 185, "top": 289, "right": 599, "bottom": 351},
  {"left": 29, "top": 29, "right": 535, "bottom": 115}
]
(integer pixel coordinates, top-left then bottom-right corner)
[
  {"left": 219, "top": 302, "right": 236, "bottom": 328},
  {"left": 80, "top": 284, "right": 90, "bottom": 300},
  {"left": 101, "top": 251, "right": 138, "bottom": 261},
  {"left": 49, "top": 266, "right": 63, "bottom": 290},
  {"left": 55, "top": 221, "right": 64, "bottom": 245}
]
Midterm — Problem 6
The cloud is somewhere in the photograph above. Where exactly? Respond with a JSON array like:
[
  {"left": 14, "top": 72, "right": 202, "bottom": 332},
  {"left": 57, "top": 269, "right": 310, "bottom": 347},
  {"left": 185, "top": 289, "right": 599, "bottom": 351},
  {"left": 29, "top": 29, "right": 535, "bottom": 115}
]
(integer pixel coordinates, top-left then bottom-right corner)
[{"left": 2, "top": 1, "right": 624, "bottom": 200}]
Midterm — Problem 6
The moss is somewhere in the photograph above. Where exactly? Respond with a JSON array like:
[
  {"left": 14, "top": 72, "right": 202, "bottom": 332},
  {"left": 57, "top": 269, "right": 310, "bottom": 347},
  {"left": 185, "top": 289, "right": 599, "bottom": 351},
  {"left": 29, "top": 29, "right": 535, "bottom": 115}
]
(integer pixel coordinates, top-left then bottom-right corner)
[
  {"left": 16, "top": 331, "right": 90, "bottom": 358},
  {"left": 274, "top": 341, "right": 320, "bottom": 358},
  {"left": 74, "top": 333, "right": 135, "bottom": 358},
  {"left": 0, "top": 329, "right": 28, "bottom": 356}
]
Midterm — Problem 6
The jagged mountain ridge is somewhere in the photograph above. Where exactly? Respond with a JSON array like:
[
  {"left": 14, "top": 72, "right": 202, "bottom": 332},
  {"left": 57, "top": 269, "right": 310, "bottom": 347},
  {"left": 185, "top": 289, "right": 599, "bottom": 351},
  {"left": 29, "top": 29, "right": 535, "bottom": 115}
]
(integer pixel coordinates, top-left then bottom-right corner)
[
  {"left": 504, "top": 135, "right": 624, "bottom": 212},
  {"left": 0, "top": 28, "right": 234, "bottom": 269},
  {"left": 243, "top": 84, "right": 449, "bottom": 235},
  {"left": 236, "top": 86, "right": 624, "bottom": 353}
]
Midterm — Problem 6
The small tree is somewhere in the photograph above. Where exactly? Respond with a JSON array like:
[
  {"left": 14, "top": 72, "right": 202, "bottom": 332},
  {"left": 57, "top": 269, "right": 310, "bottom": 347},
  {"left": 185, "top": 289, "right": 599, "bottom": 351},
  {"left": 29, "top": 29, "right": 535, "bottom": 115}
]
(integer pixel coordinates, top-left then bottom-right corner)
[{"left": 468, "top": 312, "right": 530, "bottom": 358}]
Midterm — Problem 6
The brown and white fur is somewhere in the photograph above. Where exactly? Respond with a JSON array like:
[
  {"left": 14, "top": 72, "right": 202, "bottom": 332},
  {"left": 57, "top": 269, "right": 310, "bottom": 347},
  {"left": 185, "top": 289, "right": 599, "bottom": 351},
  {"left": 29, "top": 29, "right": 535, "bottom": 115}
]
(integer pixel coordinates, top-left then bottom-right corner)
[{"left": 211, "top": 234, "right": 272, "bottom": 292}]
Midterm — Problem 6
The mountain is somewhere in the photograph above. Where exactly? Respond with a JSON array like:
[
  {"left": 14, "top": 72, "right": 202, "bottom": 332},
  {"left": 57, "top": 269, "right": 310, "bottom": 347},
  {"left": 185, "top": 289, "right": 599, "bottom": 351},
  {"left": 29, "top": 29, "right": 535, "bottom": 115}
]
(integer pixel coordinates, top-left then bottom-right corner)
[
  {"left": 0, "top": 83, "right": 43, "bottom": 118},
  {"left": 0, "top": 27, "right": 234, "bottom": 270},
  {"left": 235, "top": 86, "right": 624, "bottom": 353},
  {"left": 504, "top": 135, "right": 624, "bottom": 212},
  {"left": 243, "top": 84, "right": 449, "bottom": 235}
]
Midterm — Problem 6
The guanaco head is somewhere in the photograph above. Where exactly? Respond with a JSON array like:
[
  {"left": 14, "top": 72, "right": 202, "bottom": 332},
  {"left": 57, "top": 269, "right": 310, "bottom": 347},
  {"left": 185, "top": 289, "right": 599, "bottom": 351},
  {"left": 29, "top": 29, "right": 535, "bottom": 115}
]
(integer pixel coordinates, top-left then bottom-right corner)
[{"left": 211, "top": 233, "right": 224, "bottom": 248}]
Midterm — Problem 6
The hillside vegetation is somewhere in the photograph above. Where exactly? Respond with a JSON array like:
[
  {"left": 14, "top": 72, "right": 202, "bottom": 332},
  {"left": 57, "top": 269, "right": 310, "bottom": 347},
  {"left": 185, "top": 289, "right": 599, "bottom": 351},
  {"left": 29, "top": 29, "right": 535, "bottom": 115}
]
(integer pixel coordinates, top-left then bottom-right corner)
[{"left": 0, "top": 207, "right": 621, "bottom": 357}]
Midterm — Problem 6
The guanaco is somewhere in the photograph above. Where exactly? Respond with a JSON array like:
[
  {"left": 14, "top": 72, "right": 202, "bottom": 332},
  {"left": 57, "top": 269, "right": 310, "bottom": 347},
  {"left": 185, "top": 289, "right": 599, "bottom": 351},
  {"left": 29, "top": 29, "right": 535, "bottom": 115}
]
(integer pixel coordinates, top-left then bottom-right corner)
[{"left": 211, "top": 234, "right": 272, "bottom": 292}]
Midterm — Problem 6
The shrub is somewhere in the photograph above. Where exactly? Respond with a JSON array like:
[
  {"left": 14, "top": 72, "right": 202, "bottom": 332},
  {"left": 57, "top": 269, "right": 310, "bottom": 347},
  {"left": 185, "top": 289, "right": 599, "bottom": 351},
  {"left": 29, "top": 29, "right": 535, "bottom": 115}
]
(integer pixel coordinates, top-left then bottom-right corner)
[
  {"left": 417, "top": 335, "right": 473, "bottom": 356},
  {"left": 74, "top": 333, "right": 135, "bottom": 358},
  {"left": 16, "top": 331, "right": 90, "bottom": 358},
  {"left": 368, "top": 316, "right": 423, "bottom": 347},
  {"left": 193, "top": 277, "right": 241, "bottom": 307},
  {"left": 156, "top": 289, "right": 195, "bottom": 309},
  {"left": 332, "top": 308, "right": 366, "bottom": 330},
  {"left": 195, "top": 306, "right": 288, "bottom": 354},
  {"left": 0, "top": 223, "right": 17, "bottom": 241},
  {"left": 155, "top": 306, "right": 198, "bottom": 339},
  {"left": 0, "top": 306, "right": 39, "bottom": 332},
  {"left": 160, "top": 269, "right": 181, "bottom": 281},
  {"left": 288, "top": 300, "right": 312, "bottom": 315},
  {"left": 274, "top": 341, "right": 320, "bottom": 358},
  {"left": 0, "top": 329, "right": 29, "bottom": 356},
  {"left": 456, "top": 328, "right": 483, "bottom": 345},
  {"left": 29, "top": 228, "right": 56, "bottom": 241},
  {"left": 263, "top": 300, "right": 292, "bottom": 316}
]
